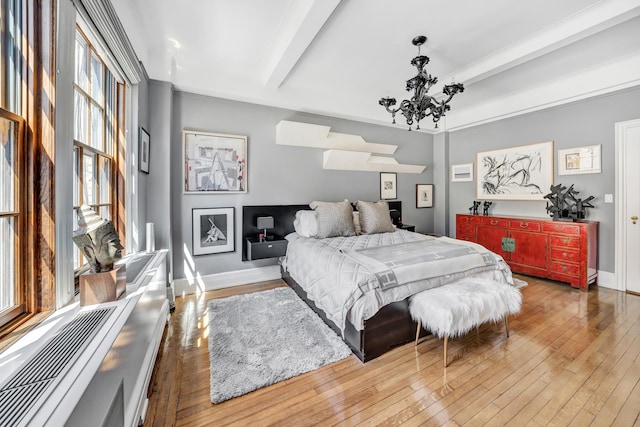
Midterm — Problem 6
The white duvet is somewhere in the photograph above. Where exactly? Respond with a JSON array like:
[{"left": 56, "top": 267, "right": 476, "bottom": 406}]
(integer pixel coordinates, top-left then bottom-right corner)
[{"left": 280, "top": 229, "right": 516, "bottom": 334}]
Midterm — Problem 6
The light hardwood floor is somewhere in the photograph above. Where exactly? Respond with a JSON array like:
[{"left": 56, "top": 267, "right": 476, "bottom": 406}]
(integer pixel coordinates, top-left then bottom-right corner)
[{"left": 143, "top": 276, "right": 640, "bottom": 426}]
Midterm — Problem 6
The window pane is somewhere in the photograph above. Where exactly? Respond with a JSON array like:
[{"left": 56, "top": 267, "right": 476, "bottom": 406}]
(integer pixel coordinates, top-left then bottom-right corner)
[
  {"left": 90, "top": 102, "right": 103, "bottom": 150},
  {"left": 90, "top": 53, "right": 103, "bottom": 104},
  {"left": 0, "top": 118, "right": 16, "bottom": 212},
  {"left": 99, "top": 205, "right": 110, "bottom": 221},
  {"left": 83, "top": 152, "right": 95, "bottom": 204},
  {"left": 74, "top": 89, "right": 88, "bottom": 143},
  {"left": 73, "top": 146, "right": 79, "bottom": 205},
  {"left": 74, "top": 34, "right": 88, "bottom": 91},
  {"left": 99, "top": 157, "right": 110, "bottom": 204},
  {"left": 73, "top": 209, "right": 80, "bottom": 270},
  {"left": 0, "top": 217, "right": 15, "bottom": 312}
]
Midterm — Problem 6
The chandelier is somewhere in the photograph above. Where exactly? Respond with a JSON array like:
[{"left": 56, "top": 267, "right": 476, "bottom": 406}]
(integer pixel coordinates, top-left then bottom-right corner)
[{"left": 379, "top": 35, "right": 464, "bottom": 130}]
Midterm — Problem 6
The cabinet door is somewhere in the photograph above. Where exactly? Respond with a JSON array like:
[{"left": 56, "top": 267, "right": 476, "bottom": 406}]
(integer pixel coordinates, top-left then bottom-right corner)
[
  {"left": 510, "top": 230, "right": 548, "bottom": 270},
  {"left": 477, "top": 226, "right": 509, "bottom": 259}
]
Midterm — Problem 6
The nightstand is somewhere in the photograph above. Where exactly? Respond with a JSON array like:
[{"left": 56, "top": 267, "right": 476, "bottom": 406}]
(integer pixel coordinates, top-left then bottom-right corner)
[
  {"left": 397, "top": 224, "right": 415, "bottom": 232},
  {"left": 246, "top": 238, "right": 288, "bottom": 260}
]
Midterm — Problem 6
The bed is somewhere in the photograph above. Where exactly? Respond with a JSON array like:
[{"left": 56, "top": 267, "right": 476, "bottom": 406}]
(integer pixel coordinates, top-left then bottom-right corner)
[{"left": 243, "top": 201, "right": 518, "bottom": 362}]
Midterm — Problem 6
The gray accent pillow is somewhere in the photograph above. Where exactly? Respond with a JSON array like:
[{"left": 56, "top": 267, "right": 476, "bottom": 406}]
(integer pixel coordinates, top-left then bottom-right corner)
[
  {"left": 356, "top": 200, "right": 396, "bottom": 234},
  {"left": 309, "top": 200, "right": 356, "bottom": 238}
]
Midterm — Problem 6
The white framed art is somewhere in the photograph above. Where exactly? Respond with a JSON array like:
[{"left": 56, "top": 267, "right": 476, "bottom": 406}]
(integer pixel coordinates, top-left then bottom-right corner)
[
  {"left": 192, "top": 207, "right": 235, "bottom": 255},
  {"left": 451, "top": 163, "right": 473, "bottom": 182},
  {"left": 477, "top": 141, "right": 554, "bottom": 201},
  {"left": 558, "top": 145, "right": 601, "bottom": 175},
  {"left": 380, "top": 172, "right": 397, "bottom": 200}
]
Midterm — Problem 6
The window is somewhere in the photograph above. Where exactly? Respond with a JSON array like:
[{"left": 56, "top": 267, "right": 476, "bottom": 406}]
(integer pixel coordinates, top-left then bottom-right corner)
[
  {"left": 0, "top": 109, "right": 24, "bottom": 328},
  {"left": 73, "top": 28, "right": 126, "bottom": 270}
]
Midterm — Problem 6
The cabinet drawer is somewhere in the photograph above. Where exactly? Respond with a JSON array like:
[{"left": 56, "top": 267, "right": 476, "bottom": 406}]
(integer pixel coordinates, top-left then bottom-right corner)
[
  {"left": 482, "top": 217, "right": 508, "bottom": 227},
  {"left": 550, "top": 234, "right": 581, "bottom": 249},
  {"left": 550, "top": 261, "right": 580, "bottom": 277},
  {"left": 542, "top": 222, "right": 581, "bottom": 235},
  {"left": 458, "top": 215, "right": 483, "bottom": 225},
  {"left": 457, "top": 223, "right": 477, "bottom": 236},
  {"left": 550, "top": 248, "right": 580, "bottom": 263},
  {"left": 509, "top": 220, "right": 541, "bottom": 232},
  {"left": 246, "top": 239, "right": 288, "bottom": 260}
]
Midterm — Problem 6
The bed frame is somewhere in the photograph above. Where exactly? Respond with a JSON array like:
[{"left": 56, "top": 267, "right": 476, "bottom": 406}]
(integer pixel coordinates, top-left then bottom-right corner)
[{"left": 242, "top": 201, "right": 422, "bottom": 362}]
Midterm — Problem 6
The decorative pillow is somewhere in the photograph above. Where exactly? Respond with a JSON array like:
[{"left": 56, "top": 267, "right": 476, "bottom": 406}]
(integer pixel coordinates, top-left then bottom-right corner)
[
  {"left": 356, "top": 200, "right": 396, "bottom": 234},
  {"left": 293, "top": 210, "right": 319, "bottom": 238},
  {"left": 353, "top": 211, "right": 362, "bottom": 235},
  {"left": 309, "top": 200, "right": 356, "bottom": 238}
]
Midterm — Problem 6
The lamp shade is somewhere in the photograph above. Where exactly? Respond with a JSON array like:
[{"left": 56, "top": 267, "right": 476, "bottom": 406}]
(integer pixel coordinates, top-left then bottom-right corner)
[{"left": 256, "top": 216, "right": 274, "bottom": 230}]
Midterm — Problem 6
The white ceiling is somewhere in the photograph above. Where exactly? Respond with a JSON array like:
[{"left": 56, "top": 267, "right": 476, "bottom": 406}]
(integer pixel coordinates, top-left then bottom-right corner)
[{"left": 111, "top": 0, "right": 640, "bottom": 133}]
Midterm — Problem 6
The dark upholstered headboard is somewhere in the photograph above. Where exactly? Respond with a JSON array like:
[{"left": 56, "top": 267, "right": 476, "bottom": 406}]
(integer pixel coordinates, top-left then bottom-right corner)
[{"left": 241, "top": 201, "right": 402, "bottom": 261}]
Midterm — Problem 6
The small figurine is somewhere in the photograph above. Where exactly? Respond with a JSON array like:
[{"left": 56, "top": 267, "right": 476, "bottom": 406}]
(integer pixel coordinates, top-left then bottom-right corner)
[
  {"left": 469, "top": 200, "right": 481, "bottom": 215},
  {"left": 482, "top": 201, "right": 493, "bottom": 216}
]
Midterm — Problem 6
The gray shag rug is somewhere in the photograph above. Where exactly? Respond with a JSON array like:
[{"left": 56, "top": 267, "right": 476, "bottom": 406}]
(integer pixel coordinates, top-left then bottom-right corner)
[{"left": 207, "top": 286, "right": 352, "bottom": 403}]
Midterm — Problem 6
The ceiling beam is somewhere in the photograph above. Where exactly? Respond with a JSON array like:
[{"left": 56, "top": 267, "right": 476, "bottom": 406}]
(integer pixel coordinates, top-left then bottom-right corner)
[
  {"left": 437, "top": 0, "right": 640, "bottom": 92},
  {"left": 261, "top": 0, "right": 341, "bottom": 89}
]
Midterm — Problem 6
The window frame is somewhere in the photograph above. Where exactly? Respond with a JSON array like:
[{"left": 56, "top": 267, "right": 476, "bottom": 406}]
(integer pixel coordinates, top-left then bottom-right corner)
[{"left": 0, "top": 107, "right": 25, "bottom": 329}]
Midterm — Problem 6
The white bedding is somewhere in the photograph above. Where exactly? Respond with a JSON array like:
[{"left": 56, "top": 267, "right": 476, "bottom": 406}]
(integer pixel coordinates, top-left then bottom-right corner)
[{"left": 280, "top": 229, "right": 517, "bottom": 334}]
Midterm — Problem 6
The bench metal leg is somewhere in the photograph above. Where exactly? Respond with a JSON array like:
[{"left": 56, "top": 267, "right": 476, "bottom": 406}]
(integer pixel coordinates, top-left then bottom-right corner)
[
  {"left": 415, "top": 321, "right": 422, "bottom": 346},
  {"left": 504, "top": 316, "right": 509, "bottom": 337}
]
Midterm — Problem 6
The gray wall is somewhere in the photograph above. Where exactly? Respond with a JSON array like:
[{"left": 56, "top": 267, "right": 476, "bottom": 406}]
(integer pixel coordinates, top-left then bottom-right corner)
[
  {"left": 167, "top": 91, "right": 434, "bottom": 279},
  {"left": 447, "top": 86, "right": 640, "bottom": 273}
]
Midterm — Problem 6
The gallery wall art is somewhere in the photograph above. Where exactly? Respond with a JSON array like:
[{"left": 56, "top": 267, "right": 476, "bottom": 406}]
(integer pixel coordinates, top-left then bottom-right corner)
[{"left": 477, "top": 141, "right": 554, "bottom": 201}]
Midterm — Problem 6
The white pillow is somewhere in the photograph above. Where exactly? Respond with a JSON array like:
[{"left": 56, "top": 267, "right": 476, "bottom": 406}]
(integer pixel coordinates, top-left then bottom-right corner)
[
  {"left": 353, "top": 211, "right": 362, "bottom": 235},
  {"left": 293, "top": 210, "right": 319, "bottom": 238}
]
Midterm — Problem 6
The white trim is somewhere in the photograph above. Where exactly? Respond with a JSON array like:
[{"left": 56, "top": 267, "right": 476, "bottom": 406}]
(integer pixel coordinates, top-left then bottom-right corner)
[
  {"left": 173, "top": 265, "right": 282, "bottom": 296},
  {"left": 596, "top": 270, "right": 617, "bottom": 290},
  {"left": 615, "top": 118, "right": 640, "bottom": 292}
]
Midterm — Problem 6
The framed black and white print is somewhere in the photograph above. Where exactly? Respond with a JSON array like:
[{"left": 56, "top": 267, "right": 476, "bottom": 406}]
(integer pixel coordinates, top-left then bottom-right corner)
[
  {"left": 380, "top": 172, "right": 397, "bottom": 200},
  {"left": 183, "top": 130, "right": 247, "bottom": 193},
  {"left": 477, "top": 141, "right": 553, "bottom": 201},
  {"left": 416, "top": 184, "right": 433, "bottom": 208},
  {"left": 192, "top": 207, "right": 235, "bottom": 255},
  {"left": 139, "top": 127, "right": 150, "bottom": 173}
]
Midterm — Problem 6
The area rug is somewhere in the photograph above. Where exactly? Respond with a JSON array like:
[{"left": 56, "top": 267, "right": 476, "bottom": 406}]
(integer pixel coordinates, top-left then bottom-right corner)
[{"left": 207, "top": 286, "right": 352, "bottom": 403}]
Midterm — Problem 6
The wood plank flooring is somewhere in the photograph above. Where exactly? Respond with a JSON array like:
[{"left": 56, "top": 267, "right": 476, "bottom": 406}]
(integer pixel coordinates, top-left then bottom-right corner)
[{"left": 143, "top": 276, "right": 640, "bottom": 426}]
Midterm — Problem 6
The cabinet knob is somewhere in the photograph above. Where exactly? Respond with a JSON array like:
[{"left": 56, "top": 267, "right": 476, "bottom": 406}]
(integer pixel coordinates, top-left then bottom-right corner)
[
  {"left": 520, "top": 222, "right": 528, "bottom": 228},
  {"left": 562, "top": 266, "right": 568, "bottom": 271},
  {"left": 562, "top": 252, "right": 568, "bottom": 258}
]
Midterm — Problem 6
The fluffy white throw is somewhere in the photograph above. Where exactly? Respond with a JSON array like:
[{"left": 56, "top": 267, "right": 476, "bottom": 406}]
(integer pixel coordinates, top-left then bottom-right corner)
[{"left": 410, "top": 278, "right": 522, "bottom": 339}]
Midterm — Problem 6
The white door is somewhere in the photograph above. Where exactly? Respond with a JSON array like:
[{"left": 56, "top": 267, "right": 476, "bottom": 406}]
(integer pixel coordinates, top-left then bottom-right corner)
[{"left": 616, "top": 119, "right": 640, "bottom": 293}]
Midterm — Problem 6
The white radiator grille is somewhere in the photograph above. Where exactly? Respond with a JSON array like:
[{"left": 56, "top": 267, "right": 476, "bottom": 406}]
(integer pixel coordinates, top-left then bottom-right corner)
[{"left": 0, "top": 307, "right": 115, "bottom": 426}]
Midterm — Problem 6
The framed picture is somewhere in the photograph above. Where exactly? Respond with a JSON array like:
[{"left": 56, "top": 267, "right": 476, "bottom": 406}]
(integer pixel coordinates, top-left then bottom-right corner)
[
  {"left": 192, "top": 207, "right": 235, "bottom": 255},
  {"left": 183, "top": 130, "right": 247, "bottom": 193},
  {"left": 416, "top": 184, "right": 433, "bottom": 208},
  {"left": 139, "top": 127, "right": 150, "bottom": 174},
  {"left": 477, "top": 141, "right": 554, "bottom": 201},
  {"left": 558, "top": 145, "right": 601, "bottom": 175},
  {"left": 380, "top": 172, "right": 397, "bottom": 200},
  {"left": 451, "top": 163, "right": 473, "bottom": 182}
]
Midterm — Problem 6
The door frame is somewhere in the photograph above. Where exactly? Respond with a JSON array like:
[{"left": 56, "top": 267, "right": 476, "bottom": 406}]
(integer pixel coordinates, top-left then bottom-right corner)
[{"left": 615, "top": 118, "right": 640, "bottom": 292}]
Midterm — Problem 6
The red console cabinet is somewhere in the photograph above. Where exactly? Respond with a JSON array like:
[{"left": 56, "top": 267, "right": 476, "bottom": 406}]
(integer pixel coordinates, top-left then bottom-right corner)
[{"left": 456, "top": 214, "right": 598, "bottom": 291}]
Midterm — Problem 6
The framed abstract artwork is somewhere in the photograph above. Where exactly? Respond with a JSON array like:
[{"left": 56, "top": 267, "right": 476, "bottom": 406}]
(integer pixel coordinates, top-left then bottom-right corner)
[
  {"left": 416, "top": 184, "right": 433, "bottom": 208},
  {"left": 558, "top": 145, "right": 601, "bottom": 175},
  {"left": 477, "top": 141, "right": 554, "bottom": 201},
  {"left": 451, "top": 163, "right": 473, "bottom": 182},
  {"left": 192, "top": 207, "right": 235, "bottom": 255},
  {"left": 380, "top": 172, "right": 397, "bottom": 200},
  {"left": 183, "top": 130, "right": 247, "bottom": 194}
]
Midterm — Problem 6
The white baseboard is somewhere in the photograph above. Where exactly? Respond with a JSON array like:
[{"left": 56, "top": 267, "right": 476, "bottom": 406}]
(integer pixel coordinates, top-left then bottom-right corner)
[
  {"left": 173, "top": 265, "right": 282, "bottom": 296},
  {"left": 596, "top": 270, "right": 617, "bottom": 290}
]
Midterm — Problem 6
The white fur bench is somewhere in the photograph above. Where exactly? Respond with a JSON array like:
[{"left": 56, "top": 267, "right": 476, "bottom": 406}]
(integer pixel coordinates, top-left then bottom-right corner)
[{"left": 410, "top": 278, "right": 522, "bottom": 367}]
